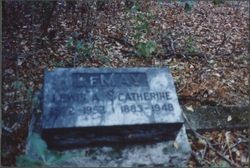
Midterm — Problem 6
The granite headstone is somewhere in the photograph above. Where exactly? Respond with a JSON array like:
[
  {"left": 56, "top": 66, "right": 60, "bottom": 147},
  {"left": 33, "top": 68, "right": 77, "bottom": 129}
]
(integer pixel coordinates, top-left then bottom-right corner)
[{"left": 42, "top": 68, "right": 185, "bottom": 150}]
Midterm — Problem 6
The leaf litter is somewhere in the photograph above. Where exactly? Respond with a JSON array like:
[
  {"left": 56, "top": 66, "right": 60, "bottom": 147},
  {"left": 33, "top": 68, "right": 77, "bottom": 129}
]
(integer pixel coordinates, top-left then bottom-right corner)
[{"left": 2, "top": 1, "right": 248, "bottom": 167}]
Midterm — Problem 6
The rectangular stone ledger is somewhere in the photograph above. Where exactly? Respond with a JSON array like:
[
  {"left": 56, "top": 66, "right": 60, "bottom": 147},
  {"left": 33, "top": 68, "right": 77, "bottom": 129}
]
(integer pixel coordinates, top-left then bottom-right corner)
[{"left": 42, "top": 68, "right": 184, "bottom": 150}]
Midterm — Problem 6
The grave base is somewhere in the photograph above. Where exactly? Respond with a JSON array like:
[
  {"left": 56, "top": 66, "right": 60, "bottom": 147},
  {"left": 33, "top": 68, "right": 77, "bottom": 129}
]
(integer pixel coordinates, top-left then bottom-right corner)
[
  {"left": 54, "top": 126, "right": 191, "bottom": 167},
  {"left": 26, "top": 108, "right": 191, "bottom": 167}
]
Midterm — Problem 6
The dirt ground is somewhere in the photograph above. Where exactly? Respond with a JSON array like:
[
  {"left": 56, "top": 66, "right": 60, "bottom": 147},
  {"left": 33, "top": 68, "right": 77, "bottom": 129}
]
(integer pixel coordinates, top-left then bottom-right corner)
[{"left": 1, "top": 1, "right": 249, "bottom": 167}]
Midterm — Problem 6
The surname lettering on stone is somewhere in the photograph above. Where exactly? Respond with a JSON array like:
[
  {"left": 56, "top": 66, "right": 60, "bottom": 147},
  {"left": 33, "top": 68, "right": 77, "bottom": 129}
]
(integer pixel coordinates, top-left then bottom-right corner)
[{"left": 72, "top": 72, "right": 149, "bottom": 87}]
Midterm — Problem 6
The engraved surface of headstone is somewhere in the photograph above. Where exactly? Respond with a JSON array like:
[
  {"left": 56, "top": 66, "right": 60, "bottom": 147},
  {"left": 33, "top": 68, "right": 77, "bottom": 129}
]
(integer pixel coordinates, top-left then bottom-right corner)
[{"left": 42, "top": 68, "right": 184, "bottom": 149}]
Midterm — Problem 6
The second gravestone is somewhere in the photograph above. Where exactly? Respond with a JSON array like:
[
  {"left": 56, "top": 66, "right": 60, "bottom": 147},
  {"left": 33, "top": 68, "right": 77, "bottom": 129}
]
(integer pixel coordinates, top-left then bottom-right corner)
[{"left": 27, "top": 67, "right": 191, "bottom": 167}]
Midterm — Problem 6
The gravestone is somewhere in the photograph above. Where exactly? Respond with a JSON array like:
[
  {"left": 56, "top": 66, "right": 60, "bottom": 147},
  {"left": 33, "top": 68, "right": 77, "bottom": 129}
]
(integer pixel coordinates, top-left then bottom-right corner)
[
  {"left": 42, "top": 68, "right": 184, "bottom": 149},
  {"left": 26, "top": 67, "right": 191, "bottom": 167}
]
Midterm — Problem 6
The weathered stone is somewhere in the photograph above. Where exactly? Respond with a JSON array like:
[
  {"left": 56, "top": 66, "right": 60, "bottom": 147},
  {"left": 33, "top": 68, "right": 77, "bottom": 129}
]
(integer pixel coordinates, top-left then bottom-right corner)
[
  {"left": 27, "top": 111, "right": 191, "bottom": 167},
  {"left": 184, "top": 105, "right": 249, "bottom": 131},
  {"left": 42, "top": 68, "right": 184, "bottom": 149},
  {"left": 54, "top": 126, "right": 191, "bottom": 167}
]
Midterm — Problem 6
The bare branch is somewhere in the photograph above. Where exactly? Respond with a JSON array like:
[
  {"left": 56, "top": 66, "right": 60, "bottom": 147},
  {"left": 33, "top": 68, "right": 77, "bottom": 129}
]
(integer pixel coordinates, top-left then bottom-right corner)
[{"left": 183, "top": 112, "right": 241, "bottom": 168}]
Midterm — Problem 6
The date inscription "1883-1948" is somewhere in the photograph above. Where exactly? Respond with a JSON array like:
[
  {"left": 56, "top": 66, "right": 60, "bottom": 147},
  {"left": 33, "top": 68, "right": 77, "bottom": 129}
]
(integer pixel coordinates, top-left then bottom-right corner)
[{"left": 72, "top": 72, "right": 149, "bottom": 87}]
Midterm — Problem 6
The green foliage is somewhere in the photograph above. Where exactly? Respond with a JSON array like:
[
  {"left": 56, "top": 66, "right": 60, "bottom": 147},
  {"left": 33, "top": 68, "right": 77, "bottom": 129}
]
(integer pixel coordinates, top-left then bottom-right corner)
[
  {"left": 96, "top": 55, "right": 111, "bottom": 65},
  {"left": 16, "top": 133, "right": 83, "bottom": 167},
  {"left": 129, "top": 3, "right": 137, "bottom": 12},
  {"left": 11, "top": 81, "right": 25, "bottom": 90},
  {"left": 32, "top": 94, "right": 40, "bottom": 110},
  {"left": 66, "top": 38, "right": 74, "bottom": 48},
  {"left": 136, "top": 41, "right": 156, "bottom": 57},
  {"left": 129, "top": 2, "right": 157, "bottom": 58},
  {"left": 76, "top": 40, "right": 93, "bottom": 59},
  {"left": 16, "top": 155, "right": 42, "bottom": 167},
  {"left": 184, "top": 2, "right": 192, "bottom": 12},
  {"left": 212, "top": 0, "right": 225, "bottom": 5},
  {"left": 54, "top": 60, "right": 65, "bottom": 67},
  {"left": 26, "top": 87, "right": 33, "bottom": 101},
  {"left": 31, "top": 134, "right": 47, "bottom": 161},
  {"left": 66, "top": 37, "right": 93, "bottom": 60},
  {"left": 135, "top": 21, "right": 149, "bottom": 34},
  {"left": 11, "top": 80, "right": 34, "bottom": 101},
  {"left": 157, "top": 0, "right": 164, "bottom": 4},
  {"left": 185, "top": 36, "right": 198, "bottom": 54},
  {"left": 178, "top": 0, "right": 195, "bottom": 13},
  {"left": 211, "top": 160, "right": 230, "bottom": 167}
]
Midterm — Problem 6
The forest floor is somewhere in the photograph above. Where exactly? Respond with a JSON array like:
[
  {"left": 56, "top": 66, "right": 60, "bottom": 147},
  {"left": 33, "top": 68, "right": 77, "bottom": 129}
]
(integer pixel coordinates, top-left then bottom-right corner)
[{"left": 1, "top": 1, "right": 249, "bottom": 167}]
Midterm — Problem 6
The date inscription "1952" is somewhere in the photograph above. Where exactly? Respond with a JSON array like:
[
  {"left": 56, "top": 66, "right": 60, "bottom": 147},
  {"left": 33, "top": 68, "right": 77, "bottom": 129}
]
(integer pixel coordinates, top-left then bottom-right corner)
[{"left": 72, "top": 72, "right": 149, "bottom": 87}]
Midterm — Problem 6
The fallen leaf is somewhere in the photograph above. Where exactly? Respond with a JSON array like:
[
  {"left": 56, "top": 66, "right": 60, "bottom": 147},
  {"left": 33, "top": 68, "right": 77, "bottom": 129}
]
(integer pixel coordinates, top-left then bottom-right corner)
[
  {"left": 24, "top": 46, "right": 29, "bottom": 51},
  {"left": 186, "top": 105, "right": 194, "bottom": 112},
  {"left": 4, "top": 106, "right": 8, "bottom": 111},
  {"left": 227, "top": 115, "right": 232, "bottom": 122},
  {"left": 21, "top": 41, "right": 27, "bottom": 45},
  {"left": 18, "top": 58, "right": 24, "bottom": 66},
  {"left": 214, "top": 73, "right": 221, "bottom": 77}
]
